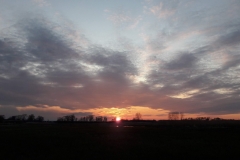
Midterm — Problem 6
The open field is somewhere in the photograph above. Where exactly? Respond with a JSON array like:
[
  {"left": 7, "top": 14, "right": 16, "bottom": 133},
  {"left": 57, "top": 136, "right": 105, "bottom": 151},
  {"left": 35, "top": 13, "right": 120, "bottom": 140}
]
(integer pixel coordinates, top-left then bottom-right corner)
[{"left": 1, "top": 121, "right": 240, "bottom": 159}]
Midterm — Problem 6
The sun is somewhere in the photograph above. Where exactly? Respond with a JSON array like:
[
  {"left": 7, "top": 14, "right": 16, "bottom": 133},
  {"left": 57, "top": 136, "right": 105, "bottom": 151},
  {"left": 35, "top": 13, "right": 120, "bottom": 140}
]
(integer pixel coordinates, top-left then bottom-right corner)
[{"left": 116, "top": 117, "right": 121, "bottom": 121}]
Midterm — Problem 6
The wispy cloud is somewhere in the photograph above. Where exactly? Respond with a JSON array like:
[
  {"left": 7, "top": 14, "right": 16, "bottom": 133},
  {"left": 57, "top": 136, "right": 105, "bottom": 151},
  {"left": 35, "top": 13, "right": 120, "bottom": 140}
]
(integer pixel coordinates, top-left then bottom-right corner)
[
  {"left": 145, "top": 0, "right": 179, "bottom": 18},
  {"left": 33, "top": 0, "right": 50, "bottom": 7},
  {"left": 106, "top": 9, "right": 142, "bottom": 29},
  {"left": 149, "top": 2, "right": 175, "bottom": 18}
]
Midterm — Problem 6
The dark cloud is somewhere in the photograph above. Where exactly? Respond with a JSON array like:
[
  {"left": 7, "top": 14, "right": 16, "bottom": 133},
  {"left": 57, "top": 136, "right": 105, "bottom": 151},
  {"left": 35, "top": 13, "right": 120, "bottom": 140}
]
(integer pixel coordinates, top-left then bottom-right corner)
[
  {"left": 22, "top": 19, "right": 80, "bottom": 62},
  {"left": 0, "top": 71, "right": 43, "bottom": 105},
  {"left": 165, "top": 53, "right": 198, "bottom": 70},
  {"left": 0, "top": 16, "right": 140, "bottom": 114},
  {"left": 214, "top": 29, "right": 240, "bottom": 48},
  {"left": 87, "top": 47, "right": 137, "bottom": 74}
]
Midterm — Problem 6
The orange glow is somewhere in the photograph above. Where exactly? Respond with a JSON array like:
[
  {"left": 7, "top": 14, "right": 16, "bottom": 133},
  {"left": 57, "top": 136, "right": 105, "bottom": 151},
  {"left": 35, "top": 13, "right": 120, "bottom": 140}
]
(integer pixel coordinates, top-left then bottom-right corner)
[
  {"left": 16, "top": 106, "right": 171, "bottom": 120},
  {"left": 116, "top": 117, "right": 121, "bottom": 121}
]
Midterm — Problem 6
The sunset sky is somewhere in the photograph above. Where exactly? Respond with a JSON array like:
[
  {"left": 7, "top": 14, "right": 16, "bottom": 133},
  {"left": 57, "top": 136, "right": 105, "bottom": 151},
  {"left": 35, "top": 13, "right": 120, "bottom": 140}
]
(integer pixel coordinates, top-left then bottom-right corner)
[{"left": 0, "top": 0, "right": 240, "bottom": 120}]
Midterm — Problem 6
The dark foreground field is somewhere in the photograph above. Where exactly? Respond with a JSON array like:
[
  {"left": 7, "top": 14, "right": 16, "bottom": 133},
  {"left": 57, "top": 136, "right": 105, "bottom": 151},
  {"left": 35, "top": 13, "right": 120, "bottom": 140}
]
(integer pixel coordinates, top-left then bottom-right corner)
[{"left": 1, "top": 121, "right": 240, "bottom": 159}]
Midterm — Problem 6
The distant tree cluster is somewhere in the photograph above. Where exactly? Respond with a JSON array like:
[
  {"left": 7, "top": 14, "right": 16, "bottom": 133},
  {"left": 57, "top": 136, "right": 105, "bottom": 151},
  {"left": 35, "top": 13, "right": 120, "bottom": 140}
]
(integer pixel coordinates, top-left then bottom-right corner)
[
  {"left": 184, "top": 117, "right": 210, "bottom": 121},
  {"left": 57, "top": 114, "right": 77, "bottom": 122},
  {"left": 0, "top": 114, "right": 44, "bottom": 122},
  {"left": 35, "top": 115, "right": 44, "bottom": 122},
  {"left": 168, "top": 112, "right": 184, "bottom": 120},
  {"left": 8, "top": 114, "right": 28, "bottom": 121},
  {"left": 168, "top": 112, "right": 234, "bottom": 121},
  {"left": 78, "top": 115, "right": 94, "bottom": 122},
  {"left": 57, "top": 114, "right": 108, "bottom": 122},
  {"left": 95, "top": 116, "right": 107, "bottom": 122},
  {"left": 184, "top": 117, "right": 234, "bottom": 121}
]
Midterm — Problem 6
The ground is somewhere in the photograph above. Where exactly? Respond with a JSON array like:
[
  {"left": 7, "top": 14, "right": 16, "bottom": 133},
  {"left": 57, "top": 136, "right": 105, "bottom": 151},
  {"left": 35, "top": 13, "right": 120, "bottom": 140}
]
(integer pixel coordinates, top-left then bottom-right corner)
[{"left": 0, "top": 121, "right": 240, "bottom": 159}]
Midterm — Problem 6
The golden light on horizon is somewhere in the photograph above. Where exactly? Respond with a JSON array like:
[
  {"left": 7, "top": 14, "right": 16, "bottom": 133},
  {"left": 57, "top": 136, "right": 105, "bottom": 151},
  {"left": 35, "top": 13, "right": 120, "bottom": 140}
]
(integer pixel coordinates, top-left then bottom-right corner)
[
  {"left": 16, "top": 105, "right": 171, "bottom": 120},
  {"left": 89, "top": 106, "right": 170, "bottom": 120},
  {"left": 116, "top": 117, "right": 121, "bottom": 121},
  {"left": 15, "top": 105, "right": 240, "bottom": 120}
]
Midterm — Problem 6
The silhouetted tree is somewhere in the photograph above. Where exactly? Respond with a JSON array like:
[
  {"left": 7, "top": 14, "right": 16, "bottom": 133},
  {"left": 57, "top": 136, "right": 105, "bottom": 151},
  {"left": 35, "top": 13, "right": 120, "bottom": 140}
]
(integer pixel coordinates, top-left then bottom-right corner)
[
  {"left": 194, "top": 117, "right": 209, "bottom": 121},
  {"left": 16, "top": 114, "right": 27, "bottom": 121},
  {"left": 35, "top": 116, "right": 44, "bottom": 122},
  {"left": 184, "top": 117, "right": 210, "bottom": 121},
  {"left": 27, "top": 114, "right": 35, "bottom": 121},
  {"left": 134, "top": 113, "right": 142, "bottom": 120},
  {"left": 168, "top": 112, "right": 180, "bottom": 120},
  {"left": 64, "top": 114, "right": 77, "bottom": 121},
  {"left": 79, "top": 117, "right": 86, "bottom": 121},
  {"left": 79, "top": 115, "right": 107, "bottom": 122},
  {"left": 96, "top": 116, "right": 103, "bottom": 122},
  {"left": 103, "top": 116, "right": 107, "bottom": 122},
  {"left": 7, "top": 114, "right": 27, "bottom": 121},
  {"left": 180, "top": 112, "right": 184, "bottom": 120},
  {"left": 212, "top": 117, "right": 222, "bottom": 121},
  {"left": 57, "top": 114, "right": 77, "bottom": 122},
  {"left": 86, "top": 115, "right": 94, "bottom": 122},
  {"left": 7, "top": 116, "right": 17, "bottom": 121},
  {"left": 0, "top": 115, "right": 4, "bottom": 122}
]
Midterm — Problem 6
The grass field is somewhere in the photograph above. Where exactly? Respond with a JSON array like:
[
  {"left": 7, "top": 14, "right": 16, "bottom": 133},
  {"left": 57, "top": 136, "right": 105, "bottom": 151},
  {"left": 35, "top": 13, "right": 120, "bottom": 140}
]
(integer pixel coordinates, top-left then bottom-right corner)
[{"left": 1, "top": 121, "right": 240, "bottom": 159}]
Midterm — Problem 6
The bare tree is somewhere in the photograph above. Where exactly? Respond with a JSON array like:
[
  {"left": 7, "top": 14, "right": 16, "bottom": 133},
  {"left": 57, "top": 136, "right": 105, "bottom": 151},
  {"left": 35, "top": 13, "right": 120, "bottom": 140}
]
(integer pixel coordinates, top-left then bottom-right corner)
[
  {"left": 63, "top": 114, "right": 77, "bottom": 121},
  {"left": 103, "top": 116, "right": 107, "bottom": 122},
  {"left": 196, "top": 117, "right": 210, "bottom": 121},
  {"left": 168, "top": 112, "right": 180, "bottom": 120},
  {"left": 79, "top": 117, "right": 86, "bottom": 121},
  {"left": 134, "top": 113, "right": 142, "bottom": 120},
  {"left": 180, "top": 112, "right": 184, "bottom": 120},
  {"left": 96, "top": 116, "right": 103, "bottom": 122},
  {"left": 87, "top": 115, "right": 94, "bottom": 122}
]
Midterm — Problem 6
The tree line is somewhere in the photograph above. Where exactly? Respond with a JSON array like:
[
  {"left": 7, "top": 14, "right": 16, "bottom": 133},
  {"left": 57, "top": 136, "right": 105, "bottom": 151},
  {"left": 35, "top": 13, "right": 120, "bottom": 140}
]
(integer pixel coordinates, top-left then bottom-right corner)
[
  {"left": 1, "top": 112, "right": 235, "bottom": 123},
  {"left": 168, "top": 112, "right": 235, "bottom": 121},
  {"left": 0, "top": 114, "right": 109, "bottom": 123},
  {"left": 57, "top": 114, "right": 108, "bottom": 122},
  {"left": 0, "top": 114, "right": 44, "bottom": 122}
]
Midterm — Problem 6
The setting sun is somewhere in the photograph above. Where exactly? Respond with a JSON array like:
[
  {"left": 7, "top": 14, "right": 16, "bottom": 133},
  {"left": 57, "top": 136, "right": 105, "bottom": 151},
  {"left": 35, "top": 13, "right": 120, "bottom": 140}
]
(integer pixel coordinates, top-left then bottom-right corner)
[{"left": 116, "top": 117, "right": 121, "bottom": 121}]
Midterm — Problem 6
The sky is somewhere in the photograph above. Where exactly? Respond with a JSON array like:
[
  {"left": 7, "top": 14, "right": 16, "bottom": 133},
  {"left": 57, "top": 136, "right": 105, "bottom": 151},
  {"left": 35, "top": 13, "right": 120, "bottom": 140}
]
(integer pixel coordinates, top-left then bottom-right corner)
[{"left": 0, "top": 0, "right": 240, "bottom": 120}]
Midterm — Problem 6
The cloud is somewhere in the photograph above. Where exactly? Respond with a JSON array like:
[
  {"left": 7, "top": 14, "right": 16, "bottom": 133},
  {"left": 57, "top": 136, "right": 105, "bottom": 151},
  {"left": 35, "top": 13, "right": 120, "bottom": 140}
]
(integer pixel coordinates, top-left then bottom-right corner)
[
  {"left": 213, "top": 29, "right": 240, "bottom": 48},
  {"left": 33, "top": 0, "right": 50, "bottom": 7},
  {"left": 0, "top": 15, "right": 141, "bottom": 114},
  {"left": 0, "top": 104, "right": 91, "bottom": 120},
  {"left": 144, "top": 20, "right": 240, "bottom": 114},
  {"left": 1, "top": 0, "right": 240, "bottom": 119},
  {"left": 147, "top": 0, "right": 179, "bottom": 18},
  {"left": 149, "top": 3, "right": 174, "bottom": 18},
  {"left": 106, "top": 10, "right": 142, "bottom": 29},
  {"left": 165, "top": 53, "right": 198, "bottom": 70}
]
